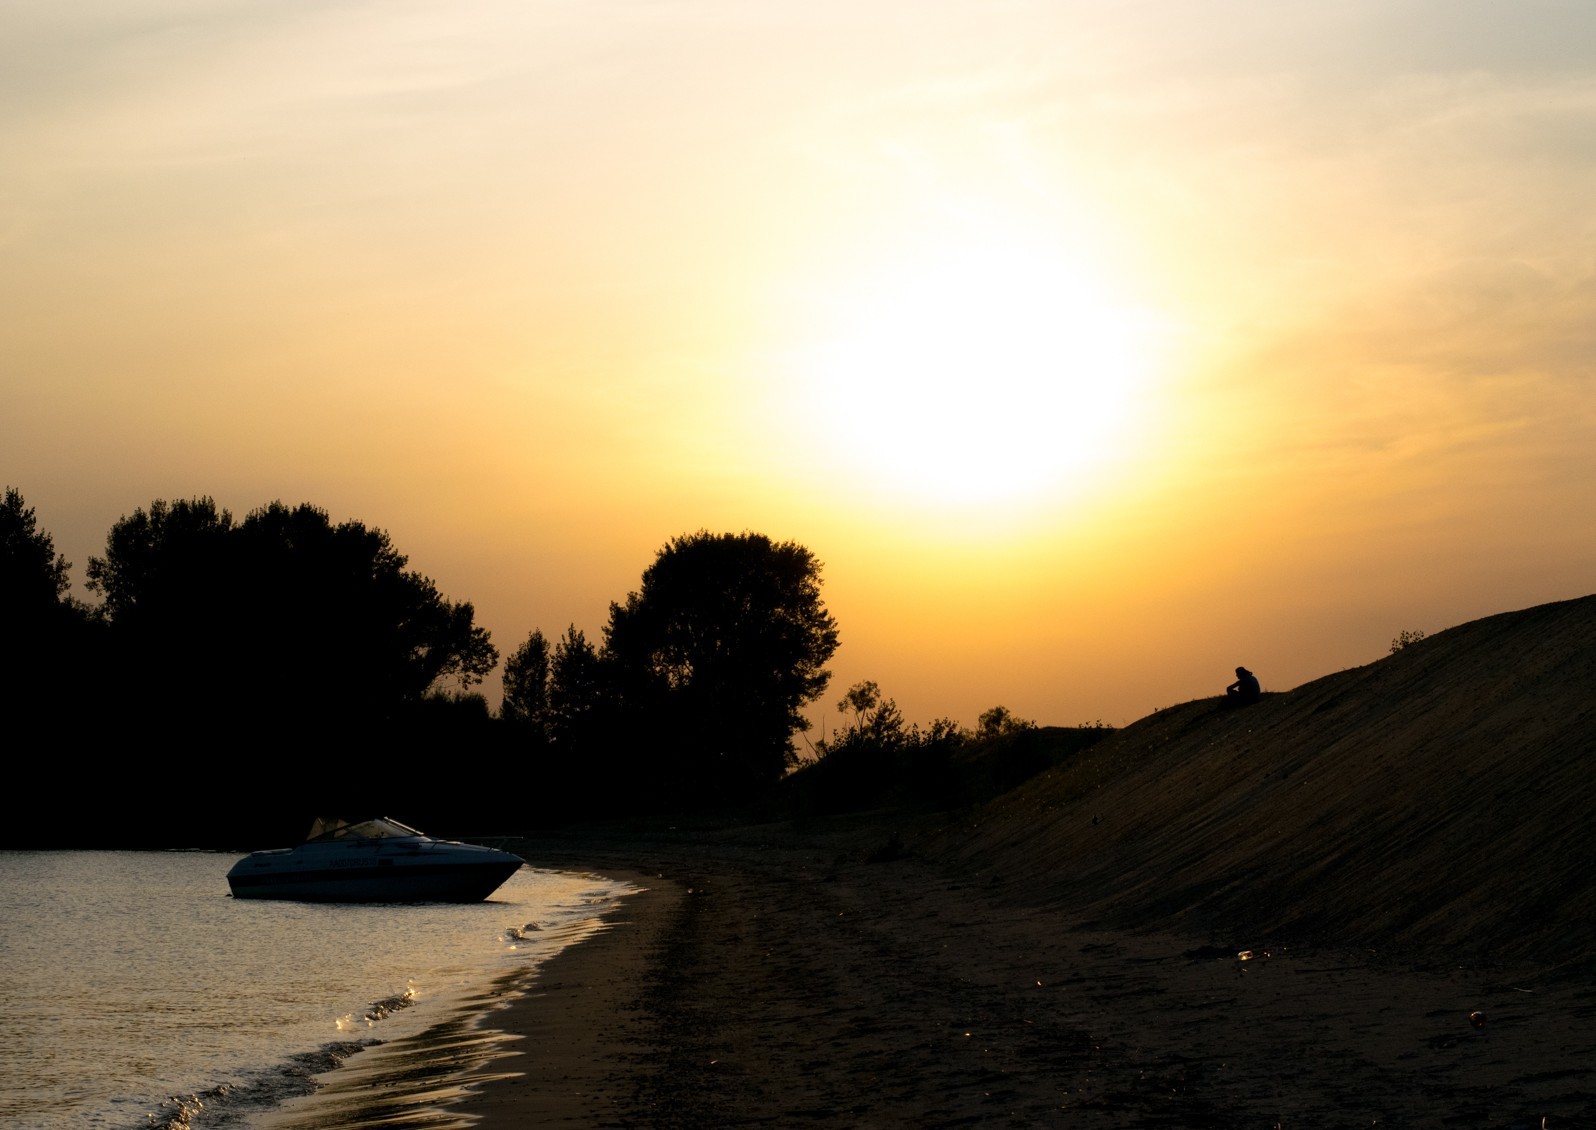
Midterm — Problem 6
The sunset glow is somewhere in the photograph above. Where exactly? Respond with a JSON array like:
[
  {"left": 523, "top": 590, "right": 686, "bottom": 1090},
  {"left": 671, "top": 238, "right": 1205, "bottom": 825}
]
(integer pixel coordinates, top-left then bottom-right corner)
[
  {"left": 4, "top": 1, "right": 1593, "bottom": 730},
  {"left": 792, "top": 231, "right": 1162, "bottom": 506}
]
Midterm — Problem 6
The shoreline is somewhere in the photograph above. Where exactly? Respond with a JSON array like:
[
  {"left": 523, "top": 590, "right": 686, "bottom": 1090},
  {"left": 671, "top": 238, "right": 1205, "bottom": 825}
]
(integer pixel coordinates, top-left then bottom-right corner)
[
  {"left": 456, "top": 871, "right": 679, "bottom": 1128},
  {"left": 245, "top": 869, "right": 665, "bottom": 1130}
]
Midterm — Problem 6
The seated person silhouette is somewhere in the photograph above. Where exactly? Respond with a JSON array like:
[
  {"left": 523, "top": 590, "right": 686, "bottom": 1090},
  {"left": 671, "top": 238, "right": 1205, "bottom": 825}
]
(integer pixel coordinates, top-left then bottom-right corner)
[{"left": 1226, "top": 666, "right": 1261, "bottom": 706}]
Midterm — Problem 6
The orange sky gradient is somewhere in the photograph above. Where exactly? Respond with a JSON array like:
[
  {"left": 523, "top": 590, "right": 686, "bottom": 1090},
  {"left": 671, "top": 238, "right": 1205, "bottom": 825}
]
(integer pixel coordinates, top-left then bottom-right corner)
[{"left": 5, "top": 1, "right": 1593, "bottom": 736}]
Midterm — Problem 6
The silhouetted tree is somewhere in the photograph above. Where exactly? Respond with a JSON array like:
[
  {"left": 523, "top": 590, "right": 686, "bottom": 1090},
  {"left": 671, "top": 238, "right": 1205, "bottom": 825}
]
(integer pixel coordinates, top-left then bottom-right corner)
[
  {"left": 2, "top": 486, "right": 72, "bottom": 614},
  {"left": 603, "top": 531, "right": 839, "bottom": 804},
  {"left": 2, "top": 488, "right": 96, "bottom": 725},
  {"left": 85, "top": 496, "right": 234, "bottom": 620},
  {"left": 828, "top": 679, "right": 908, "bottom": 752},
  {"left": 501, "top": 628, "right": 551, "bottom": 740},
  {"left": 977, "top": 704, "right": 1035, "bottom": 739},
  {"left": 63, "top": 497, "right": 500, "bottom": 843},
  {"left": 1, "top": 490, "right": 107, "bottom": 842},
  {"left": 793, "top": 679, "right": 965, "bottom": 814},
  {"left": 546, "top": 625, "right": 604, "bottom": 752},
  {"left": 231, "top": 502, "right": 496, "bottom": 715},
  {"left": 85, "top": 498, "right": 496, "bottom": 749}
]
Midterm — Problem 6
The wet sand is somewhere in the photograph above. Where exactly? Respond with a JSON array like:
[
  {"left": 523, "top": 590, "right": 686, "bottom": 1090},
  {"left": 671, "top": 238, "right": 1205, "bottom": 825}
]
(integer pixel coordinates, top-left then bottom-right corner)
[
  {"left": 458, "top": 875, "right": 680, "bottom": 1128},
  {"left": 438, "top": 820, "right": 1595, "bottom": 1129},
  {"left": 244, "top": 908, "right": 645, "bottom": 1130}
]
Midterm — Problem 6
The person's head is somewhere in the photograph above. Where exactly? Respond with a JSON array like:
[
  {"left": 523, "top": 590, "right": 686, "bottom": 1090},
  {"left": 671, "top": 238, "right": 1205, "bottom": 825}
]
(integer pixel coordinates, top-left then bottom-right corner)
[{"left": 1235, "top": 666, "right": 1249, "bottom": 676}]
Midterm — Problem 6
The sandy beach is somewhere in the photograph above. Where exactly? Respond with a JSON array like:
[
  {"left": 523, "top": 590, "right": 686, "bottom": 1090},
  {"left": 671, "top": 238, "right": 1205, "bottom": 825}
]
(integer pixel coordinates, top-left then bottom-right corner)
[
  {"left": 267, "top": 597, "right": 1596, "bottom": 1128},
  {"left": 424, "top": 816, "right": 1593, "bottom": 1129}
]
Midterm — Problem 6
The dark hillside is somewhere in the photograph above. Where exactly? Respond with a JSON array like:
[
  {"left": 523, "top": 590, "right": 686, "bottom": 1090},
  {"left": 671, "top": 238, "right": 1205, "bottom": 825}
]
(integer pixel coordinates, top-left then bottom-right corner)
[{"left": 952, "top": 594, "right": 1596, "bottom": 964}]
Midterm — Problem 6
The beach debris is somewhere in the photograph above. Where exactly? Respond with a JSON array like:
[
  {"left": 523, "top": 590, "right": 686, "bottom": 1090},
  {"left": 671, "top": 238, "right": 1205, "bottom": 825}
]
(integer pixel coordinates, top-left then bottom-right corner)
[{"left": 1468, "top": 1010, "right": 1485, "bottom": 1029}]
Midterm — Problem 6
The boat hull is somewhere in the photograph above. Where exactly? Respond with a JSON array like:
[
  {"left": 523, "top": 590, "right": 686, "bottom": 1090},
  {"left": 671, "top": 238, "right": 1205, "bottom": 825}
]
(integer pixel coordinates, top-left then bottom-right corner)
[
  {"left": 227, "top": 830, "right": 525, "bottom": 903},
  {"left": 227, "top": 857, "right": 523, "bottom": 902}
]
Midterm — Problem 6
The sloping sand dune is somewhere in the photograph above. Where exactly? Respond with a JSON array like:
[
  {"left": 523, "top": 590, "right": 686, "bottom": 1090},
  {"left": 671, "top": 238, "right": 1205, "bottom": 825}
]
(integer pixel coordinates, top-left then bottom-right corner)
[{"left": 957, "top": 593, "right": 1596, "bottom": 965}]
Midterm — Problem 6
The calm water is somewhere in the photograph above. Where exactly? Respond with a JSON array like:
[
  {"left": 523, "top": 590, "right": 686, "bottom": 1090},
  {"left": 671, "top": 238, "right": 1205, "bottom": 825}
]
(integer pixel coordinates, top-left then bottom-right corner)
[{"left": 0, "top": 850, "right": 633, "bottom": 1130}]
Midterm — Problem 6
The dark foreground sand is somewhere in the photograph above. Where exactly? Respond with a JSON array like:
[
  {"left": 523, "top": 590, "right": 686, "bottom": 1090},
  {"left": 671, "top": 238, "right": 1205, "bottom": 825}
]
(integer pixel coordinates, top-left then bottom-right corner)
[
  {"left": 312, "top": 819, "right": 1591, "bottom": 1130},
  {"left": 258, "top": 598, "right": 1596, "bottom": 1128}
]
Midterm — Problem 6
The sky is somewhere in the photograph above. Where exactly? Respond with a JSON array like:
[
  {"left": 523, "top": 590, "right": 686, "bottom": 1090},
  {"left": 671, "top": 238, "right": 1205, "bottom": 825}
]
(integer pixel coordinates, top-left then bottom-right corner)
[{"left": 5, "top": 0, "right": 1593, "bottom": 735}]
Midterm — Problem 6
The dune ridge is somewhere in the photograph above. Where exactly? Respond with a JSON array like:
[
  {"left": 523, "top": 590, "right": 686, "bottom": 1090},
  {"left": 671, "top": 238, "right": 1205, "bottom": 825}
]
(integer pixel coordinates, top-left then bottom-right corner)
[{"left": 954, "top": 593, "right": 1596, "bottom": 963}]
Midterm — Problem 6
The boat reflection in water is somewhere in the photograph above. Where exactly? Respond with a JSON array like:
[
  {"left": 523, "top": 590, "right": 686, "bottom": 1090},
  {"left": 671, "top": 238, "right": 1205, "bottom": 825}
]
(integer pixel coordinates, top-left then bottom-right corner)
[{"left": 226, "top": 817, "right": 524, "bottom": 903}]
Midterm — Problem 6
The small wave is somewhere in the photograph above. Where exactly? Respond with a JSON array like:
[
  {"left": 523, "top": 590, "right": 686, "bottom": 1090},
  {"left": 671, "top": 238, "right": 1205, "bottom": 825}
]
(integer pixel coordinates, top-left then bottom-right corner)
[
  {"left": 139, "top": 980, "right": 431, "bottom": 1128},
  {"left": 334, "top": 984, "right": 417, "bottom": 1032},
  {"left": 141, "top": 1042, "right": 367, "bottom": 1130},
  {"left": 143, "top": 1082, "right": 229, "bottom": 1130}
]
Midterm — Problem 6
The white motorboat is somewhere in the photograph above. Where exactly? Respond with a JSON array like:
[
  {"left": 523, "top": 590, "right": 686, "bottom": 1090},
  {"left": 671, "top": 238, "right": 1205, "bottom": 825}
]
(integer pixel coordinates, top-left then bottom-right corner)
[{"left": 226, "top": 817, "right": 524, "bottom": 902}]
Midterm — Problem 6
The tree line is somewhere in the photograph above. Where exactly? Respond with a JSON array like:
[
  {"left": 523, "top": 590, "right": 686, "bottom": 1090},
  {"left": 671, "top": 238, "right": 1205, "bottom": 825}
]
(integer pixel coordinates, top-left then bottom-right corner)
[
  {"left": 6, "top": 487, "right": 1105, "bottom": 849},
  {"left": 2, "top": 489, "right": 841, "bottom": 844}
]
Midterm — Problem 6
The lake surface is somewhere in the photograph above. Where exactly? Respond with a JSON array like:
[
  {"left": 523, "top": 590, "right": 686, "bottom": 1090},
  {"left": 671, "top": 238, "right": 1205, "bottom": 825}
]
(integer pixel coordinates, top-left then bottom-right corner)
[{"left": 0, "top": 850, "right": 633, "bottom": 1130}]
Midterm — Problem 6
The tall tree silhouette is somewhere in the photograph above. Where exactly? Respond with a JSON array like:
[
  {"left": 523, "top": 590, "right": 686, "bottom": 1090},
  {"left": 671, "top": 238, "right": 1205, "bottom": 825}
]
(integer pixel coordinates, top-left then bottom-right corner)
[
  {"left": 501, "top": 628, "right": 551, "bottom": 741},
  {"left": 1, "top": 486, "right": 72, "bottom": 615},
  {"left": 603, "top": 531, "right": 839, "bottom": 804},
  {"left": 547, "top": 625, "right": 605, "bottom": 753},
  {"left": 2, "top": 487, "right": 92, "bottom": 724}
]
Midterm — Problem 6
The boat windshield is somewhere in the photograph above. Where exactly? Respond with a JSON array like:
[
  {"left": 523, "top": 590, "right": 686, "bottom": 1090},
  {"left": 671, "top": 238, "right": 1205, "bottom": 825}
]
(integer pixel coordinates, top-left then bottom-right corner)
[{"left": 306, "top": 817, "right": 427, "bottom": 842}]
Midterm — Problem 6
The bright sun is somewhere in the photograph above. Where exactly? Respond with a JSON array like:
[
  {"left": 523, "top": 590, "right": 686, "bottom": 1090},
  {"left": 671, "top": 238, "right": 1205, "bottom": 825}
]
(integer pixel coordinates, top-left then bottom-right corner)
[{"left": 795, "top": 238, "right": 1160, "bottom": 507}]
